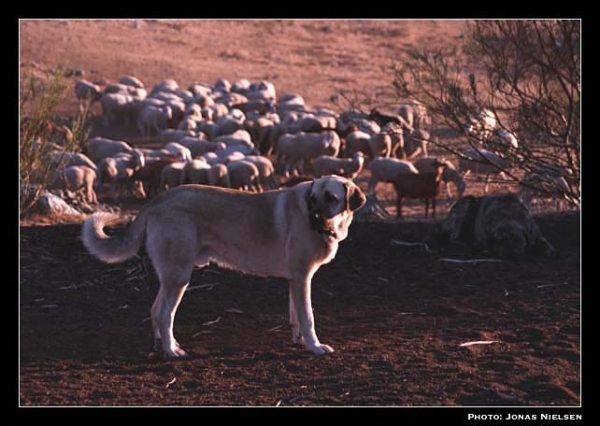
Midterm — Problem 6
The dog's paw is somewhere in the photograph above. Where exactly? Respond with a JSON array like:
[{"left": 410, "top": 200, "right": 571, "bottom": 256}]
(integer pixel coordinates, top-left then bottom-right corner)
[
  {"left": 310, "top": 344, "right": 335, "bottom": 356},
  {"left": 166, "top": 342, "right": 188, "bottom": 357}
]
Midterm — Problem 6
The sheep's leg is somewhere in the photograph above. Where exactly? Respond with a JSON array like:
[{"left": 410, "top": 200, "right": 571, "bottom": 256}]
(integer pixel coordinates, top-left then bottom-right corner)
[
  {"left": 396, "top": 193, "right": 403, "bottom": 218},
  {"left": 424, "top": 198, "right": 429, "bottom": 218},
  {"left": 483, "top": 174, "right": 491, "bottom": 193}
]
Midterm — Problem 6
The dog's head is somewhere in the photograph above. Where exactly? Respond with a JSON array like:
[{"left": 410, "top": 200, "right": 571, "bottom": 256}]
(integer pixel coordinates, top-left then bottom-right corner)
[{"left": 305, "top": 175, "right": 366, "bottom": 240}]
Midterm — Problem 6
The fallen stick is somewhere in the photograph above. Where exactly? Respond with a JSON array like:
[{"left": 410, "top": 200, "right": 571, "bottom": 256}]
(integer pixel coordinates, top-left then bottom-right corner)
[
  {"left": 439, "top": 258, "right": 502, "bottom": 264},
  {"left": 459, "top": 340, "right": 499, "bottom": 347},
  {"left": 202, "top": 316, "right": 221, "bottom": 326},
  {"left": 390, "top": 239, "right": 435, "bottom": 253}
]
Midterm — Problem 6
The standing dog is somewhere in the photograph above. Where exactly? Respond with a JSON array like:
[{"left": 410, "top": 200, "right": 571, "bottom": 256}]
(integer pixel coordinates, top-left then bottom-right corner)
[{"left": 81, "top": 175, "right": 366, "bottom": 357}]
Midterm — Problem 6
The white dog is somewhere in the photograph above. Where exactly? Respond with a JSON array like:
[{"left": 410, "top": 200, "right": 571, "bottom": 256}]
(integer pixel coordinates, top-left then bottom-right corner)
[{"left": 81, "top": 175, "right": 366, "bottom": 357}]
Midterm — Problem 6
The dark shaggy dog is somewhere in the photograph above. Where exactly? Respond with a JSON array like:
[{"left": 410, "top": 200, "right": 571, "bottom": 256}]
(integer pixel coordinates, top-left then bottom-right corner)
[{"left": 437, "top": 194, "right": 557, "bottom": 258}]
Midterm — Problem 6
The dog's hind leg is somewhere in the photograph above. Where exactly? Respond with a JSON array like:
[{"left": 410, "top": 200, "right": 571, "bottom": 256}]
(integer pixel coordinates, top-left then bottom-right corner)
[
  {"left": 151, "top": 270, "right": 192, "bottom": 357},
  {"left": 289, "top": 271, "right": 334, "bottom": 356}
]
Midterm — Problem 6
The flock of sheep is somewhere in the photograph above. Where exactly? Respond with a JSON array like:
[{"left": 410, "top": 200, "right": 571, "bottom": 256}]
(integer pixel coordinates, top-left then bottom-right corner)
[{"left": 38, "top": 74, "right": 575, "bottom": 218}]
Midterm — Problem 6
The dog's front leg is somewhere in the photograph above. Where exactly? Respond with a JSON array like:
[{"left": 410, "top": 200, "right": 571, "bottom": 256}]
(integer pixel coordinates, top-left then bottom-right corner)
[
  {"left": 288, "top": 283, "right": 304, "bottom": 346},
  {"left": 289, "top": 273, "right": 334, "bottom": 356}
]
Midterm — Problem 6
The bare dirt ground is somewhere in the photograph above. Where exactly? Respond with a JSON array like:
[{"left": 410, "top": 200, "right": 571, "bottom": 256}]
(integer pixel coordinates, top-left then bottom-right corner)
[{"left": 18, "top": 20, "right": 581, "bottom": 413}]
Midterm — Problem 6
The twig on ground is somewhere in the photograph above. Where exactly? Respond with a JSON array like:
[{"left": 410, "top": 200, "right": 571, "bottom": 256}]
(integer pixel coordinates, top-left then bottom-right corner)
[
  {"left": 459, "top": 340, "right": 499, "bottom": 347},
  {"left": 202, "top": 316, "right": 221, "bottom": 326},
  {"left": 390, "top": 239, "right": 435, "bottom": 253},
  {"left": 439, "top": 258, "right": 502, "bottom": 264}
]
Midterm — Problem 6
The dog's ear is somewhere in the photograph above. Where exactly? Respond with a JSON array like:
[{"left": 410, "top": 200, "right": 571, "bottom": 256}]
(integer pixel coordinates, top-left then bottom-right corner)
[{"left": 345, "top": 182, "right": 367, "bottom": 212}]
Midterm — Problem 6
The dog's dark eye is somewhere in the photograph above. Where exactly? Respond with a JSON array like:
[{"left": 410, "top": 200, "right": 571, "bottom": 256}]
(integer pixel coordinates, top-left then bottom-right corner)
[{"left": 324, "top": 191, "right": 338, "bottom": 204}]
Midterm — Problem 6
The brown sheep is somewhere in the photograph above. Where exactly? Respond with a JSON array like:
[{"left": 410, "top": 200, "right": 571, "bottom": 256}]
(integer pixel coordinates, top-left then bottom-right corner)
[{"left": 392, "top": 160, "right": 445, "bottom": 218}]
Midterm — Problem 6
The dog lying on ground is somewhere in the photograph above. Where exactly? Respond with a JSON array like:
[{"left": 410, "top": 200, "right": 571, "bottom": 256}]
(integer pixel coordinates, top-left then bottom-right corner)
[
  {"left": 436, "top": 193, "right": 557, "bottom": 258},
  {"left": 81, "top": 175, "right": 366, "bottom": 357}
]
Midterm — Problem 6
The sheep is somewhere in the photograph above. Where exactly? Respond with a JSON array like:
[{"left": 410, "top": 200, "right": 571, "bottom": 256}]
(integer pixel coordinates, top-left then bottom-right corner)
[
  {"left": 159, "top": 129, "right": 197, "bottom": 145},
  {"left": 381, "top": 122, "right": 405, "bottom": 158},
  {"left": 100, "top": 92, "right": 138, "bottom": 127},
  {"left": 246, "top": 80, "right": 276, "bottom": 102},
  {"left": 518, "top": 164, "right": 578, "bottom": 211},
  {"left": 137, "top": 104, "right": 173, "bottom": 137},
  {"left": 207, "top": 163, "right": 231, "bottom": 188},
  {"left": 151, "top": 79, "right": 179, "bottom": 95},
  {"left": 178, "top": 136, "right": 225, "bottom": 157},
  {"left": 343, "top": 126, "right": 372, "bottom": 158},
  {"left": 226, "top": 160, "right": 262, "bottom": 192},
  {"left": 74, "top": 79, "right": 102, "bottom": 112},
  {"left": 215, "top": 110, "right": 246, "bottom": 135},
  {"left": 177, "top": 115, "right": 199, "bottom": 131},
  {"left": 367, "top": 157, "right": 419, "bottom": 195},
  {"left": 275, "top": 92, "right": 306, "bottom": 116},
  {"left": 215, "top": 143, "right": 257, "bottom": 159},
  {"left": 213, "top": 129, "right": 253, "bottom": 147},
  {"left": 160, "top": 161, "right": 187, "bottom": 190},
  {"left": 414, "top": 157, "right": 466, "bottom": 198},
  {"left": 129, "top": 156, "right": 181, "bottom": 199},
  {"left": 276, "top": 130, "right": 341, "bottom": 176},
  {"left": 243, "top": 155, "right": 279, "bottom": 190},
  {"left": 489, "top": 128, "right": 519, "bottom": 150},
  {"left": 47, "top": 150, "right": 97, "bottom": 173},
  {"left": 163, "top": 142, "right": 192, "bottom": 161},
  {"left": 180, "top": 159, "right": 211, "bottom": 185},
  {"left": 368, "top": 108, "right": 412, "bottom": 130},
  {"left": 119, "top": 75, "right": 145, "bottom": 89},
  {"left": 458, "top": 148, "right": 511, "bottom": 193},
  {"left": 391, "top": 160, "right": 445, "bottom": 218},
  {"left": 244, "top": 116, "right": 277, "bottom": 155},
  {"left": 85, "top": 137, "right": 138, "bottom": 163},
  {"left": 402, "top": 129, "right": 429, "bottom": 159},
  {"left": 297, "top": 113, "right": 337, "bottom": 133},
  {"left": 397, "top": 100, "right": 428, "bottom": 130},
  {"left": 466, "top": 108, "right": 498, "bottom": 141},
  {"left": 47, "top": 165, "right": 98, "bottom": 204},
  {"left": 312, "top": 151, "right": 366, "bottom": 180},
  {"left": 369, "top": 132, "right": 392, "bottom": 159},
  {"left": 188, "top": 82, "right": 213, "bottom": 98},
  {"left": 96, "top": 153, "right": 145, "bottom": 200}
]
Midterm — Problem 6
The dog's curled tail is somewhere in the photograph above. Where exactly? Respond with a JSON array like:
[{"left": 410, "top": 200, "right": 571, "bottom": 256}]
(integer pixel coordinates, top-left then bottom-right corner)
[{"left": 81, "top": 212, "right": 146, "bottom": 264}]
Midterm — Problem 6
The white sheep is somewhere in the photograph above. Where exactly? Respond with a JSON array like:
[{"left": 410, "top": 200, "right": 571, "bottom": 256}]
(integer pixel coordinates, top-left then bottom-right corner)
[
  {"left": 369, "top": 132, "right": 392, "bottom": 159},
  {"left": 47, "top": 165, "right": 98, "bottom": 204},
  {"left": 518, "top": 163, "right": 578, "bottom": 211},
  {"left": 312, "top": 151, "right": 366, "bottom": 180},
  {"left": 403, "top": 129, "right": 429, "bottom": 159},
  {"left": 178, "top": 136, "right": 225, "bottom": 158},
  {"left": 100, "top": 92, "right": 138, "bottom": 127},
  {"left": 137, "top": 104, "right": 173, "bottom": 137},
  {"left": 163, "top": 142, "right": 192, "bottom": 161},
  {"left": 119, "top": 75, "right": 145, "bottom": 89},
  {"left": 151, "top": 79, "right": 179, "bottom": 95},
  {"left": 85, "top": 137, "right": 138, "bottom": 163},
  {"left": 489, "top": 128, "right": 519, "bottom": 150},
  {"left": 207, "top": 163, "right": 231, "bottom": 188},
  {"left": 180, "top": 159, "right": 211, "bottom": 185},
  {"left": 458, "top": 147, "right": 511, "bottom": 193},
  {"left": 343, "top": 127, "right": 372, "bottom": 158},
  {"left": 466, "top": 108, "right": 498, "bottom": 141},
  {"left": 276, "top": 130, "right": 341, "bottom": 176},
  {"left": 226, "top": 160, "right": 262, "bottom": 192},
  {"left": 397, "top": 100, "right": 428, "bottom": 130},
  {"left": 48, "top": 150, "right": 97, "bottom": 173},
  {"left": 96, "top": 152, "right": 145, "bottom": 200},
  {"left": 367, "top": 157, "right": 419, "bottom": 195},
  {"left": 243, "top": 155, "right": 279, "bottom": 190},
  {"left": 160, "top": 161, "right": 187, "bottom": 189},
  {"left": 414, "top": 157, "right": 466, "bottom": 198},
  {"left": 74, "top": 79, "right": 103, "bottom": 112},
  {"left": 159, "top": 129, "right": 197, "bottom": 145}
]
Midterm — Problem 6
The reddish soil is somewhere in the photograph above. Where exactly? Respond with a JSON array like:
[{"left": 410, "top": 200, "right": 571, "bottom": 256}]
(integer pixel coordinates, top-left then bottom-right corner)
[{"left": 18, "top": 20, "right": 582, "bottom": 415}]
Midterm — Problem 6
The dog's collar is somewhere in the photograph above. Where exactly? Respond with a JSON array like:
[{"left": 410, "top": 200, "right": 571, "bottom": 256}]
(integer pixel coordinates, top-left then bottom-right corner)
[{"left": 305, "top": 182, "right": 338, "bottom": 240}]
